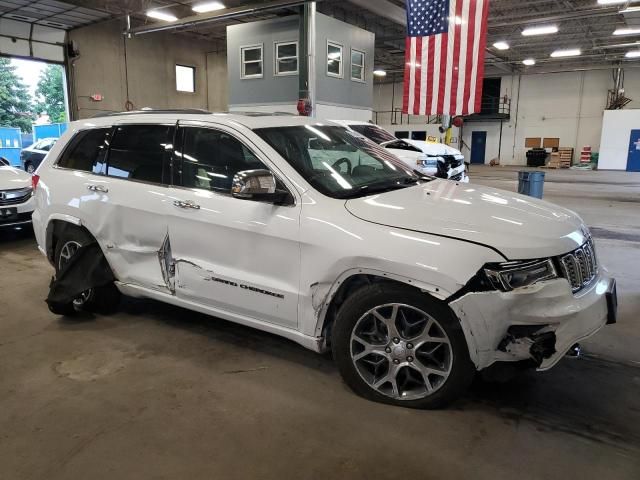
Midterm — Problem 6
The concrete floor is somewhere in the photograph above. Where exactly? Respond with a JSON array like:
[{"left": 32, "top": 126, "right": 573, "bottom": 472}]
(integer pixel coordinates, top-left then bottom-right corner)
[{"left": 1, "top": 166, "right": 639, "bottom": 480}]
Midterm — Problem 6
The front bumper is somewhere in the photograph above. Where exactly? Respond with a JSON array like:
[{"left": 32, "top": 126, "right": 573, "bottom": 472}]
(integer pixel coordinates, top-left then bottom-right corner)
[
  {"left": 449, "top": 273, "right": 614, "bottom": 371},
  {"left": 0, "top": 196, "right": 34, "bottom": 228}
]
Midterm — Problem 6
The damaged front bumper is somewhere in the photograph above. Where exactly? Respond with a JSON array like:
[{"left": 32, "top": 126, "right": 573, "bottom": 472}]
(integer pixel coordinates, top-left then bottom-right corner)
[{"left": 449, "top": 273, "right": 616, "bottom": 372}]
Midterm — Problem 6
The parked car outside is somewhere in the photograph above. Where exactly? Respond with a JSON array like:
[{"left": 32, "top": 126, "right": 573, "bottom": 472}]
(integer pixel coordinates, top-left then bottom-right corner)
[
  {"left": 330, "top": 120, "right": 469, "bottom": 182},
  {"left": 0, "top": 159, "right": 34, "bottom": 229},
  {"left": 32, "top": 111, "right": 616, "bottom": 408},
  {"left": 21, "top": 137, "right": 57, "bottom": 173}
]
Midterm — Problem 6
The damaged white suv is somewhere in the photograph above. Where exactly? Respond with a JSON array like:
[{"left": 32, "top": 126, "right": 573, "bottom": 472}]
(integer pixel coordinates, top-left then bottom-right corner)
[{"left": 32, "top": 111, "right": 617, "bottom": 408}]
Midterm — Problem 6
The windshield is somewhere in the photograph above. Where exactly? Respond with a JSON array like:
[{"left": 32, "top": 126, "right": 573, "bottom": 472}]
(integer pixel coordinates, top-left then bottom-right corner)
[
  {"left": 255, "top": 125, "right": 426, "bottom": 199},
  {"left": 348, "top": 124, "right": 397, "bottom": 144}
]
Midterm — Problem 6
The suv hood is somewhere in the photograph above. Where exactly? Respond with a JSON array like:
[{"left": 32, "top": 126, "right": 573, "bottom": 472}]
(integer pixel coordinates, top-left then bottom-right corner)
[
  {"left": 344, "top": 180, "right": 587, "bottom": 260},
  {"left": 0, "top": 166, "right": 31, "bottom": 190},
  {"left": 404, "top": 140, "right": 462, "bottom": 157}
]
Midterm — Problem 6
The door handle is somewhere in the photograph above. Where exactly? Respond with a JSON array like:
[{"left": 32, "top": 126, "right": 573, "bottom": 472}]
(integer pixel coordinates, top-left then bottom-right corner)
[
  {"left": 173, "top": 199, "right": 201, "bottom": 210},
  {"left": 87, "top": 184, "right": 108, "bottom": 193}
]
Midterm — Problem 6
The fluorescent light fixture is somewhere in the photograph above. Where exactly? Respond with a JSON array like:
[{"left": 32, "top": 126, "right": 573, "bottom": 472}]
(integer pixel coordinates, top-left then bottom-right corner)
[
  {"left": 147, "top": 10, "right": 177, "bottom": 22},
  {"left": 373, "top": 69, "right": 387, "bottom": 77},
  {"left": 550, "top": 49, "right": 581, "bottom": 58},
  {"left": 493, "top": 41, "right": 509, "bottom": 50},
  {"left": 522, "top": 58, "right": 536, "bottom": 66},
  {"left": 614, "top": 28, "right": 640, "bottom": 36},
  {"left": 597, "top": 0, "right": 628, "bottom": 4},
  {"left": 522, "top": 25, "right": 558, "bottom": 36},
  {"left": 626, "top": 50, "right": 640, "bottom": 58},
  {"left": 621, "top": 6, "right": 640, "bottom": 13},
  {"left": 192, "top": 1, "right": 225, "bottom": 13}
]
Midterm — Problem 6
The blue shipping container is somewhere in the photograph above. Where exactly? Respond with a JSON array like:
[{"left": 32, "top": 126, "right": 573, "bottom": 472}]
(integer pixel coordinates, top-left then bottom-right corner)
[
  {"left": 0, "top": 127, "right": 23, "bottom": 167},
  {"left": 33, "top": 123, "right": 69, "bottom": 142}
]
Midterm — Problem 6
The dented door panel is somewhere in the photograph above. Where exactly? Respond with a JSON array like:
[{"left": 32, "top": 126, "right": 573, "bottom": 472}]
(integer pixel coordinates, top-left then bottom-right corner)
[
  {"left": 83, "top": 177, "right": 171, "bottom": 291},
  {"left": 166, "top": 188, "right": 301, "bottom": 328}
]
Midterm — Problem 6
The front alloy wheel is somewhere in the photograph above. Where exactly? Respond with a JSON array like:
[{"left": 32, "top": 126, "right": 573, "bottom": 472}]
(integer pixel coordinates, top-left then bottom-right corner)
[
  {"left": 350, "top": 304, "right": 453, "bottom": 400},
  {"left": 332, "top": 284, "right": 474, "bottom": 409}
]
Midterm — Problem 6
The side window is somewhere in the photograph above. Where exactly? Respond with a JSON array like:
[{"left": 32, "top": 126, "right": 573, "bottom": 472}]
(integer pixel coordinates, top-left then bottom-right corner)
[
  {"left": 240, "top": 44, "right": 263, "bottom": 79},
  {"left": 106, "top": 125, "right": 172, "bottom": 184},
  {"left": 57, "top": 128, "right": 110, "bottom": 173},
  {"left": 41, "top": 140, "right": 55, "bottom": 151},
  {"left": 275, "top": 41, "right": 298, "bottom": 76},
  {"left": 327, "top": 41, "right": 343, "bottom": 78},
  {"left": 350, "top": 48, "right": 365, "bottom": 82},
  {"left": 178, "top": 127, "right": 266, "bottom": 193}
]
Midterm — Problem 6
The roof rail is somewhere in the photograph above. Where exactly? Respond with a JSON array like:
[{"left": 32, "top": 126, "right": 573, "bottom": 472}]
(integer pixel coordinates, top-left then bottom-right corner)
[{"left": 92, "top": 108, "right": 212, "bottom": 118}]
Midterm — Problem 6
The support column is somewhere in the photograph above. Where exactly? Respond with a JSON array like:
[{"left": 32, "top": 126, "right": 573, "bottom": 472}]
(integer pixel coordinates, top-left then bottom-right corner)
[{"left": 298, "top": 2, "right": 316, "bottom": 116}]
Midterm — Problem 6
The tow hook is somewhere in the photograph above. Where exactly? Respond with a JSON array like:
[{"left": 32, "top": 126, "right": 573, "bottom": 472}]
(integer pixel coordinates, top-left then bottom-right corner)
[{"left": 566, "top": 343, "right": 582, "bottom": 359}]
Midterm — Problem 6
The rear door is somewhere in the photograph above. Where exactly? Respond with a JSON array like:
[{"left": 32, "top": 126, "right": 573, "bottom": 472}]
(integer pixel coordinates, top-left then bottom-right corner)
[
  {"left": 81, "top": 123, "right": 174, "bottom": 291},
  {"left": 165, "top": 121, "right": 301, "bottom": 329}
]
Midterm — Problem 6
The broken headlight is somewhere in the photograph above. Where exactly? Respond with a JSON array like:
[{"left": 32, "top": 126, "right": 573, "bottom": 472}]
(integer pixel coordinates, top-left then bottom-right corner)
[{"left": 484, "top": 259, "right": 558, "bottom": 291}]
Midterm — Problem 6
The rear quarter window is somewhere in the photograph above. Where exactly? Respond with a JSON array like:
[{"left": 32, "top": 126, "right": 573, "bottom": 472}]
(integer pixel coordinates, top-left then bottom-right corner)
[{"left": 56, "top": 129, "right": 110, "bottom": 173}]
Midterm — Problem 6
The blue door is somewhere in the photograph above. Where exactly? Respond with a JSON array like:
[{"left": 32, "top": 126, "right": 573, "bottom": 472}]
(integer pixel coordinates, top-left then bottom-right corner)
[
  {"left": 471, "top": 131, "right": 487, "bottom": 164},
  {"left": 627, "top": 130, "right": 640, "bottom": 172}
]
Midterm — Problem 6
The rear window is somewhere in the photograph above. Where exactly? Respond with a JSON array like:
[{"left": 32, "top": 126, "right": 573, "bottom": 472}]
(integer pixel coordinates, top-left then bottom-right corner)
[
  {"left": 106, "top": 125, "right": 173, "bottom": 184},
  {"left": 57, "top": 129, "right": 110, "bottom": 173}
]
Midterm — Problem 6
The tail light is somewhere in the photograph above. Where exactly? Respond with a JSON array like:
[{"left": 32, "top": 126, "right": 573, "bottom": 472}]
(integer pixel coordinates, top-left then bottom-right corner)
[{"left": 32, "top": 174, "right": 40, "bottom": 191}]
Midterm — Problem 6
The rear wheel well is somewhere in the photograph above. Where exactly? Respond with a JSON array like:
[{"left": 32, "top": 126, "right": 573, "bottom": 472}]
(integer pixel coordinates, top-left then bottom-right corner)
[
  {"left": 320, "top": 274, "right": 442, "bottom": 349},
  {"left": 46, "top": 220, "right": 95, "bottom": 264}
]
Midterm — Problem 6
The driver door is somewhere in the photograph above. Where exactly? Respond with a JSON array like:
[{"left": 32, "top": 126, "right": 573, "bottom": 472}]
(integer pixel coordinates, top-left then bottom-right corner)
[{"left": 165, "top": 122, "right": 301, "bottom": 329}]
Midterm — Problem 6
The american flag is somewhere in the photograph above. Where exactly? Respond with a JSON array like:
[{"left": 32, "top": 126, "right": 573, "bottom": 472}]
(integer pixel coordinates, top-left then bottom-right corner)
[{"left": 403, "top": 0, "right": 490, "bottom": 116}]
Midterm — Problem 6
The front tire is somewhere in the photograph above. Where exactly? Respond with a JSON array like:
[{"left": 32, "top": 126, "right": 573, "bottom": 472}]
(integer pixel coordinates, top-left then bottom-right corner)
[
  {"left": 332, "top": 284, "right": 474, "bottom": 409},
  {"left": 53, "top": 227, "right": 121, "bottom": 315},
  {"left": 25, "top": 162, "right": 35, "bottom": 174}
]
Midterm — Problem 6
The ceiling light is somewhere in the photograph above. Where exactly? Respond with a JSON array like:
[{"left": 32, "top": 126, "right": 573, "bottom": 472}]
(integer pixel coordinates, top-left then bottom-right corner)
[
  {"left": 522, "top": 25, "right": 559, "bottom": 36},
  {"left": 597, "top": 0, "right": 628, "bottom": 4},
  {"left": 550, "top": 49, "right": 581, "bottom": 58},
  {"left": 192, "top": 2, "right": 225, "bottom": 13},
  {"left": 614, "top": 28, "right": 640, "bottom": 36},
  {"left": 147, "top": 10, "right": 177, "bottom": 22},
  {"left": 522, "top": 58, "right": 536, "bottom": 66},
  {"left": 493, "top": 41, "right": 509, "bottom": 50},
  {"left": 373, "top": 69, "right": 387, "bottom": 77},
  {"left": 621, "top": 6, "right": 640, "bottom": 13},
  {"left": 626, "top": 50, "right": 640, "bottom": 58}
]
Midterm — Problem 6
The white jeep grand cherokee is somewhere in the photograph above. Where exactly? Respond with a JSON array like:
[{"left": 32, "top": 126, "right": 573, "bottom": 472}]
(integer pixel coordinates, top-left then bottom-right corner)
[{"left": 32, "top": 111, "right": 616, "bottom": 408}]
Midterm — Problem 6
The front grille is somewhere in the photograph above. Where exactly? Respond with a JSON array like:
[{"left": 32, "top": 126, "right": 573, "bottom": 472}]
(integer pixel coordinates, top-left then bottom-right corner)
[
  {"left": 0, "top": 187, "right": 32, "bottom": 206},
  {"left": 436, "top": 155, "right": 464, "bottom": 179},
  {"left": 558, "top": 238, "right": 598, "bottom": 293}
]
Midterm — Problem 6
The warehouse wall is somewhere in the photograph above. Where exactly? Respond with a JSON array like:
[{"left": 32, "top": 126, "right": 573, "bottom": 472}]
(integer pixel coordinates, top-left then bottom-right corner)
[
  {"left": 373, "top": 68, "right": 640, "bottom": 165},
  {"left": 68, "top": 20, "right": 227, "bottom": 119}
]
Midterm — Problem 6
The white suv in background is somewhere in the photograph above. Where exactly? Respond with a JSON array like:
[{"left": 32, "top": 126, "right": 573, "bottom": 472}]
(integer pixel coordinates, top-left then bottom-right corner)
[
  {"left": 330, "top": 120, "right": 469, "bottom": 182},
  {"left": 32, "top": 111, "right": 616, "bottom": 408}
]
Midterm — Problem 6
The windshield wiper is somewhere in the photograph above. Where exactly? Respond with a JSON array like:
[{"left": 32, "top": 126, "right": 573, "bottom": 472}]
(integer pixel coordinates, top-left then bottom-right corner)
[{"left": 335, "top": 177, "right": 421, "bottom": 199}]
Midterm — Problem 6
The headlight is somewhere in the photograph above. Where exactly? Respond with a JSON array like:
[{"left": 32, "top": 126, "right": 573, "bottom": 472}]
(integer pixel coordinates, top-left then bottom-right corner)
[{"left": 484, "top": 259, "right": 558, "bottom": 291}]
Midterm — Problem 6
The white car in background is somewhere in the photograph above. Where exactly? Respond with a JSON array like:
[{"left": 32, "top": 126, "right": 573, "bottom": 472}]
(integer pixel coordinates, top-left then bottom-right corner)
[
  {"left": 330, "top": 120, "right": 469, "bottom": 182},
  {"left": 0, "top": 158, "right": 34, "bottom": 229}
]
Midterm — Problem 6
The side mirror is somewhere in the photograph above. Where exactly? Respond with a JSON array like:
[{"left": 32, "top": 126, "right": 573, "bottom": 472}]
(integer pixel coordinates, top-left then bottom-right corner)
[{"left": 231, "top": 169, "right": 292, "bottom": 205}]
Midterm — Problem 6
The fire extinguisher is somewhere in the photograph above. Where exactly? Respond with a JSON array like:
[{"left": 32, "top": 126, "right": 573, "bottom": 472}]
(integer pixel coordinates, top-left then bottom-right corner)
[{"left": 297, "top": 98, "right": 312, "bottom": 116}]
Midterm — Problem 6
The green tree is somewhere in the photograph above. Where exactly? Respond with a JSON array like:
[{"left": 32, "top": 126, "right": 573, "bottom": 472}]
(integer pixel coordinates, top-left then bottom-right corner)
[
  {"left": 34, "top": 64, "right": 67, "bottom": 123},
  {"left": 0, "top": 58, "right": 33, "bottom": 133}
]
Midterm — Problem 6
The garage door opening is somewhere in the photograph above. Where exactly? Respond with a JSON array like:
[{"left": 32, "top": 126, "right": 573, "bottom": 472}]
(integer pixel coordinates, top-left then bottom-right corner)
[{"left": 0, "top": 57, "right": 69, "bottom": 167}]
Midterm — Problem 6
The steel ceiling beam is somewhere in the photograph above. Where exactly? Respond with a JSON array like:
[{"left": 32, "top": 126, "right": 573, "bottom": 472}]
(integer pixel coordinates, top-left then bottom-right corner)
[
  {"left": 489, "top": 6, "right": 621, "bottom": 29},
  {"left": 128, "top": 0, "right": 318, "bottom": 35},
  {"left": 346, "top": 0, "right": 406, "bottom": 26}
]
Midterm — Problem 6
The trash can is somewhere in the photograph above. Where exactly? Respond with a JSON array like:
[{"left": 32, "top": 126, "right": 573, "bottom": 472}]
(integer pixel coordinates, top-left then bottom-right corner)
[{"left": 518, "top": 171, "right": 545, "bottom": 199}]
